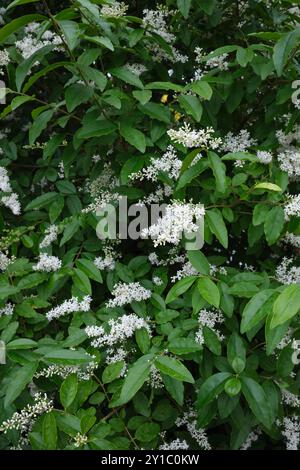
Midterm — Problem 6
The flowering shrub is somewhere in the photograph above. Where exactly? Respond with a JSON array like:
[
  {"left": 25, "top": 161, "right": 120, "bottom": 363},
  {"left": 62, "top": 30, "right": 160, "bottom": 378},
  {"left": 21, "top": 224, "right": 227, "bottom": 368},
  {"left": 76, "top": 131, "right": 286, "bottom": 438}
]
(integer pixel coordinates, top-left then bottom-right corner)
[{"left": 1, "top": 0, "right": 300, "bottom": 451}]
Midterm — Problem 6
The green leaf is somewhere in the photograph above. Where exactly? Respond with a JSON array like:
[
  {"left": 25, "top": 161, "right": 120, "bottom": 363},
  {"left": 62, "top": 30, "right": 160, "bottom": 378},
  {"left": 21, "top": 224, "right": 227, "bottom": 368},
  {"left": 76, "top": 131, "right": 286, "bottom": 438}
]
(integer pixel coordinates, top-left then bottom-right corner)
[
  {"left": 135, "top": 423, "right": 160, "bottom": 442},
  {"left": 75, "top": 259, "right": 102, "bottom": 283},
  {"left": 0, "top": 14, "right": 46, "bottom": 43},
  {"left": 102, "top": 361, "right": 125, "bottom": 384},
  {"left": 177, "top": 0, "right": 192, "bottom": 18},
  {"left": 110, "top": 67, "right": 144, "bottom": 89},
  {"left": 225, "top": 377, "right": 241, "bottom": 397},
  {"left": 254, "top": 182, "right": 282, "bottom": 192},
  {"left": 236, "top": 47, "right": 254, "bottom": 67},
  {"left": 273, "top": 29, "right": 300, "bottom": 76},
  {"left": 73, "top": 268, "right": 92, "bottom": 295},
  {"left": 178, "top": 94, "right": 203, "bottom": 122},
  {"left": 252, "top": 203, "right": 269, "bottom": 226},
  {"left": 120, "top": 124, "right": 146, "bottom": 153},
  {"left": 145, "top": 81, "right": 184, "bottom": 92},
  {"left": 265, "top": 310, "right": 290, "bottom": 355},
  {"left": 208, "top": 151, "right": 227, "bottom": 193},
  {"left": 264, "top": 206, "right": 285, "bottom": 245},
  {"left": 197, "top": 0, "right": 216, "bottom": 15},
  {"left": 16, "top": 44, "right": 54, "bottom": 91},
  {"left": 60, "top": 219, "right": 80, "bottom": 246},
  {"left": 83, "top": 35, "right": 114, "bottom": 51},
  {"left": 135, "top": 327, "right": 150, "bottom": 354},
  {"left": 197, "top": 372, "right": 232, "bottom": 407},
  {"left": 176, "top": 159, "right": 209, "bottom": 190},
  {"left": 132, "top": 89, "right": 152, "bottom": 105},
  {"left": 7, "top": 0, "right": 41, "bottom": 9},
  {"left": 138, "top": 102, "right": 171, "bottom": 123},
  {"left": 206, "top": 209, "right": 228, "bottom": 248},
  {"left": 162, "top": 374, "right": 184, "bottom": 406},
  {"left": 165, "top": 276, "right": 197, "bottom": 303},
  {"left": 155, "top": 356, "right": 195, "bottom": 383},
  {"left": 25, "top": 192, "right": 58, "bottom": 211},
  {"left": 76, "top": 120, "right": 116, "bottom": 140},
  {"left": 271, "top": 284, "right": 300, "bottom": 328},
  {"left": 187, "top": 250, "right": 210, "bottom": 275},
  {"left": 203, "top": 326, "right": 221, "bottom": 355},
  {"left": 112, "top": 354, "right": 154, "bottom": 406},
  {"left": 197, "top": 277, "right": 220, "bottom": 308},
  {"left": 4, "top": 362, "right": 38, "bottom": 407},
  {"left": 42, "top": 412, "right": 57, "bottom": 450},
  {"left": 65, "top": 84, "right": 93, "bottom": 112},
  {"left": 188, "top": 80, "right": 213, "bottom": 99},
  {"left": 168, "top": 338, "right": 202, "bottom": 355},
  {"left": 0, "top": 284, "right": 20, "bottom": 300},
  {"left": 58, "top": 20, "right": 80, "bottom": 50},
  {"left": 7, "top": 338, "right": 38, "bottom": 350},
  {"left": 29, "top": 109, "right": 55, "bottom": 145},
  {"left": 43, "top": 349, "right": 93, "bottom": 365},
  {"left": 241, "top": 290, "right": 275, "bottom": 333},
  {"left": 227, "top": 332, "right": 246, "bottom": 373},
  {"left": 241, "top": 376, "right": 274, "bottom": 429},
  {"left": 60, "top": 374, "right": 78, "bottom": 409}
]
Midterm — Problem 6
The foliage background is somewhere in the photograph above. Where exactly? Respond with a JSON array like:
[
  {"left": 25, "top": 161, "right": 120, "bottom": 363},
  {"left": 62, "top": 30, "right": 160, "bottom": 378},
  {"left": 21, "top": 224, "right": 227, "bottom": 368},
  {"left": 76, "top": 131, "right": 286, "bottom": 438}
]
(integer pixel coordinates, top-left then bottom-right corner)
[{"left": 0, "top": 0, "right": 300, "bottom": 450}]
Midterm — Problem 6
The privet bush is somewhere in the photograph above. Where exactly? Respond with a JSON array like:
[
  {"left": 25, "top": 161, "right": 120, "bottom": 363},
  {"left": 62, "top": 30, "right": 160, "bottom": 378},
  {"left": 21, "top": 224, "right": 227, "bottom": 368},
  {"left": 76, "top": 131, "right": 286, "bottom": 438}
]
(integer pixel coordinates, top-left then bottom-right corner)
[{"left": 0, "top": 0, "right": 300, "bottom": 451}]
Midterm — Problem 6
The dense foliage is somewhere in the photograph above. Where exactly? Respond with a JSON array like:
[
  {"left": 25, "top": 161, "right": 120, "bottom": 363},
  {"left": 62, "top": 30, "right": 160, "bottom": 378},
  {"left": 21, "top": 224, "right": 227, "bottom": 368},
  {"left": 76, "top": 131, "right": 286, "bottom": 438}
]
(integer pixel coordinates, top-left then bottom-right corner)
[{"left": 1, "top": 0, "right": 300, "bottom": 451}]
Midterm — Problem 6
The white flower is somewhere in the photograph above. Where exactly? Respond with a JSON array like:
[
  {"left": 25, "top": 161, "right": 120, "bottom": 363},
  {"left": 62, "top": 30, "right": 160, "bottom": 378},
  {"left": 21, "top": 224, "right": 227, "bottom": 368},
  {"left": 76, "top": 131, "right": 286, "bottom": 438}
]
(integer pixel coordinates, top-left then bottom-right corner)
[
  {"left": 94, "top": 255, "right": 115, "bottom": 271},
  {"left": 275, "top": 257, "right": 300, "bottom": 285},
  {"left": 124, "top": 63, "right": 147, "bottom": 76},
  {"left": 176, "top": 410, "right": 211, "bottom": 450},
  {"left": 168, "top": 123, "right": 222, "bottom": 149},
  {"left": 35, "top": 358, "right": 98, "bottom": 381},
  {"left": 278, "top": 147, "right": 300, "bottom": 179},
  {"left": 142, "top": 201, "right": 205, "bottom": 247},
  {"left": 85, "top": 313, "right": 151, "bottom": 347},
  {"left": 257, "top": 150, "right": 273, "bottom": 164},
  {"left": 153, "top": 276, "right": 163, "bottom": 286},
  {"left": 39, "top": 225, "right": 58, "bottom": 249},
  {"left": 0, "top": 303, "right": 14, "bottom": 318},
  {"left": 101, "top": 1, "right": 128, "bottom": 17},
  {"left": 171, "top": 261, "right": 198, "bottom": 282},
  {"left": 0, "top": 50, "right": 10, "bottom": 66},
  {"left": 240, "top": 428, "right": 262, "bottom": 450},
  {"left": 74, "top": 433, "right": 88, "bottom": 448},
  {"left": 0, "top": 393, "right": 53, "bottom": 448},
  {"left": 33, "top": 253, "right": 62, "bottom": 272},
  {"left": 16, "top": 23, "right": 63, "bottom": 60},
  {"left": 0, "top": 251, "right": 13, "bottom": 271},
  {"left": 280, "top": 415, "right": 300, "bottom": 450},
  {"left": 106, "top": 282, "right": 151, "bottom": 308},
  {"left": 222, "top": 129, "right": 256, "bottom": 153},
  {"left": 1, "top": 193, "right": 21, "bottom": 215},
  {"left": 195, "top": 308, "right": 224, "bottom": 345},
  {"left": 0, "top": 167, "right": 12, "bottom": 192},
  {"left": 159, "top": 438, "right": 189, "bottom": 450},
  {"left": 46, "top": 296, "right": 92, "bottom": 321},
  {"left": 284, "top": 194, "right": 300, "bottom": 220},
  {"left": 282, "top": 390, "right": 300, "bottom": 408},
  {"left": 130, "top": 146, "right": 182, "bottom": 182},
  {"left": 206, "top": 53, "right": 229, "bottom": 71},
  {"left": 283, "top": 232, "right": 300, "bottom": 248}
]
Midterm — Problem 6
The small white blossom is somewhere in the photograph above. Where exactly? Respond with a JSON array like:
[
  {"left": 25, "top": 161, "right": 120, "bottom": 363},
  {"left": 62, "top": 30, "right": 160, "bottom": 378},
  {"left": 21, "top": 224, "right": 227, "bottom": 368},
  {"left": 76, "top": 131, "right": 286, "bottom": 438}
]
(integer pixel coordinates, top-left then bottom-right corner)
[
  {"left": 1, "top": 193, "right": 21, "bottom": 215},
  {"left": 39, "top": 225, "right": 58, "bottom": 249},
  {"left": 282, "top": 390, "right": 300, "bottom": 408},
  {"left": 168, "top": 123, "right": 221, "bottom": 149},
  {"left": 159, "top": 438, "right": 189, "bottom": 450},
  {"left": 195, "top": 308, "right": 224, "bottom": 345},
  {"left": 240, "top": 428, "right": 262, "bottom": 450},
  {"left": 0, "top": 303, "right": 14, "bottom": 318},
  {"left": 222, "top": 129, "right": 256, "bottom": 153},
  {"left": 46, "top": 296, "right": 92, "bottom": 321},
  {"left": 101, "top": 1, "right": 128, "bottom": 17},
  {"left": 257, "top": 150, "right": 273, "bottom": 164},
  {"left": 74, "top": 433, "right": 88, "bottom": 448},
  {"left": 33, "top": 253, "right": 62, "bottom": 272},
  {"left": 275, "top": 257, "right": 300, "bottom": 285},
  {"left": 106, "top": 282, "right": 151, "bottom": 308},
  {"left": 284, "top": 194, "right": 300, "bottom": 220},
  {"left": 176, "top": 410, "right": 211, "bottom": 450}
]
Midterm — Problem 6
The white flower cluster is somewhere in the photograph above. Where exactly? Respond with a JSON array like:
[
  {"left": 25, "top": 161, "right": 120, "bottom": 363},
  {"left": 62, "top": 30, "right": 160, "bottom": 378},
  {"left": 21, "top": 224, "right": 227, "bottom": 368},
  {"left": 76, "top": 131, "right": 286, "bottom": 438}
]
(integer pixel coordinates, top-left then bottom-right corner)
[
  {"left": 16, "top": 23, "right": 63, "bottom": 60},
  {"left": 240, "top": 428, "right": 262, "bottom": 450},
  {"left": 276, "top": 327, "right": 296, "bottom": 351},
  {"left": 130, "top": 146, "right": 182, "bottom": 182},
  {"left": 0, "top": 393, "right": 53, "bottom": 447},
  {"left": 85, "top": 313, "right": 151, "bottom": 348},
  {"left": 142, "top": 7, "right": 188, "bottom": 64},
  {"left": 192, "top": 47, "right": 229, "bottom": 81},
  {"left": 282, "top": 390, "right": 300, "bottom": 408},
  {"left": 257, "top": 150, "right": 273, "bottom": 164},
  {"left": 0, "top": 49, "right": 10, "bottom": 75},
  {"left": 147, "top": 364, "right": 164, "bottom": 389},
  {"left": 106, "top": 282, "right": 151, "bottom": 308},
  {"left": 46, "top": 296, "right": 92, "bottom": 321},
  {"left": 94, "top": 255, "right": 115, "bottom": 271},
  {"left": 74, "top": 433, "right": 88, "bottom": 448},
  {"left": 125, "top": 63, "right": 147, "bottom": 76},
  {"left": 0, "top": 303, "right": 14, "bottom": 318},
  {"left": 283, "top": 232, "right": 300, "bottom": 248},
  {"left": 100, "top": 1, "right": 128, "bottom": 17},
  {"left": 195, "top": 308, "right": 225, "bottom": 345},
  {"left": 106, "top": 347, "right": 127, "bottom": 376},
  {"left": 278, "top": 148, "right": 300, "bottom": 179},
  {"left": 171, "top": 261, "right": 198, "bottom": 282},
  {"left": 167, "top": 123, "right": 222, "bottom": 149},
  {"left": 137, "top": 184, "right": 173, "bottom": 206},
  {"left": 222, "top": 129, "right": 256, "bottom": 153},
  {"left": 284, "top": 194, "right": 300, "bottom": 220},
  {"left": 0, "top": 251, "right": 14, "bottom": 271},
  {"left": 148, "top": 248, "right": 186, "bottom": 267},
  {"left": 35, "top": 358, "right": 98, "bottom": 382},
  {"left": 39, "top": 225, "right": 59, "bottom": 249},
  {"left": 83, "top": 163, "right": 120, "bottom": 213},
  {"left": 142, "top": 201, "right": 205, "bottom": 247},
  {"left": 33, "top": 253, "right": 62, "bottom": 272},
  {"left": 275, "top": 257, "right": 300, "bottom": 285},
  {"left": 276, "top": 125, "right": 300, "bottom": 147},
  {"left": 280, "top": 416, "right": 300, "bottom": 450},
  {"left": 153, "top": 276, "right": 163, "bottom": 286},
  {"left": 176, "top": 410, "right": 211, "bottom": 450},
  {"left": 159, "top": 438, "right": 189, "bottom": 450},
  {"left": 0, "top": 166, "right": 21, "bottom": 215}
]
